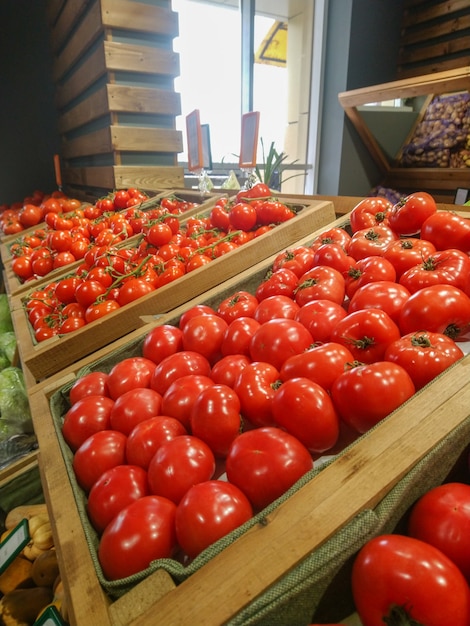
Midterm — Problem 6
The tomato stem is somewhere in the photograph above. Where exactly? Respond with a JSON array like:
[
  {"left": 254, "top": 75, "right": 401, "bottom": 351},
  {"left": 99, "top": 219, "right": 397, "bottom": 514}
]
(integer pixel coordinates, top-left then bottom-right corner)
[{"left": 383, "top": 604, "right": 425, "bottom": 626}]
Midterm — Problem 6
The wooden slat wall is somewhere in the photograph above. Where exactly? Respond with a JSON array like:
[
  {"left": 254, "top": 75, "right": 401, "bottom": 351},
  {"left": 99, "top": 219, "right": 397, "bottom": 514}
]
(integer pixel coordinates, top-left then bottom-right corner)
[
  {"left": 47, "top": 0, "right": 184, "bottom": 198},
  {"left": 398, "top": 0, "right": 470, "bottom": 78}
]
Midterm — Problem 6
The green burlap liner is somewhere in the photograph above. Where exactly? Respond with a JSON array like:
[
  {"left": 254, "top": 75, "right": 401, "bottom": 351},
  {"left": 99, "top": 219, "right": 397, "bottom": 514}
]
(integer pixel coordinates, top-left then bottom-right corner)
[{"left": 49, "top": 334, "right": 470, "bottom": 625}]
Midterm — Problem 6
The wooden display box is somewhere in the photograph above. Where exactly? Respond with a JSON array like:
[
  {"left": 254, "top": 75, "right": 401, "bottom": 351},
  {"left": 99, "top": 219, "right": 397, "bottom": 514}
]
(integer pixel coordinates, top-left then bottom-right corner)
[
  {"left": 10, "top": 198, "right": 335, "bottom": 382},
  {"left": 27, "top": 211, "right": 470, "bottom": 625},
  {"left": 1, "top": 190, "right": 224, "bottom": 297}
]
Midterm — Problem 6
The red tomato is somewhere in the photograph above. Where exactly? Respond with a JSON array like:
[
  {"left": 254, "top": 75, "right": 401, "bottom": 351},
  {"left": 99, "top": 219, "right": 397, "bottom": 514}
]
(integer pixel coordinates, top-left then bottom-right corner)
[
  {"left": 295, "top": 299, "right": 347, "bottom": 343},
  {"left": 399, "top": 248, "right": 470, "bottom": 296},
  {"left": 145, "top": 222, "right": 173, "bottom": 247},
  {"left": 388, "top": 191, "right": 437, "bottom": 235},
  {"left": 54, "top": 277, "right": 83, "bottom": 304},
  {"left": 280, "top": 342, "right": 355, "bottom": 392},
  {"left": 62, "top": 395, "right": 115, "bottom": 452},
  {"left": 253, "top": 295, "right": 300, "bottom": 323},
  {"left": 383, "top": 237, "right": 437, "bottom": 278},
  {"left": 147, "top": 435, "right": 216, "bottom": 504},
  {"left": 117, "top": 278, "right": 154, "bottom": 306},
  {"left": 294, "top": 265, "right": 346, "bottom": 306},
  {"left": 216, "top": 290, "right": 259, "bottom": 323},
  {"left": 161, "top": 374, "right": 214, "bottom": 429},
  {"left": 106, "top": 357, "right": 157, "bottom": 399},
  {"left": 349, "top": 196, "right": 393, "bottom": 233},
  {"left": 408, "top": 482, "right": 470, "bottom": 583},
  {"left": 178, "top": 304, "right": 218, "bottom": 330},
  {"left": 384, "top": 330, "right": 464, "bottom": 390},
  {"left": 420, "top": 210, "right": 470, "bottom": 253},
  {"left": 221, "top": 316, "right": 261, "bottom": 357},
  {"left": 352, "top": 534, "right": 470, "bottom": 626},
  {"left": 190, "top": 384, "right": 242, "bottom": 458},
  {"left": 226, "top": 427, "right": 313, "bottom": 510},
  {"left": 109, "top": 387, "right": 163, "bottom": 435},
  {"left": 229, "top": 202, "right": 258, "bottom": 230},
  {"left": 125, "top": 415, "right": 188, "bottom": 469},
  {"left": 75, "top": 280, "right": 107, "bottom": 308},
  {"left": 272, "top": 377, "right": 339, "bottom": 453},
  {"left": 345, "top": 255, "right": 397, "bottom": 300},
  {"left": 236, "top": 182, "right": 271, "bottom": 202},
  {"left": 249, "top": 319, "right": 314, "bottom": 370},
  {"left": 150, "top": 350, "right": 211, "bottom": 395},
  {"left": 272, "top": 246, "right": 316, "bottom": 278},
  {"left": 398, "top": 285, "right": 470, "bottom": 341},
  {"left": 69, "top": 371, "right": 110, "bottom": 404},
  {"left": 331, "top": 308, "right": 401, "bottom": 364},
  {"left": 11, "top": 255, "right": 33, "bottom": 280},
  {"left": 72, "top": 430, "right": 127, "bottom": 492},
  {"left": 347, "top": 281, "right": 411, "bottom": 325},
  {"left": 255, "top": 200, "right": 294, "bottom": 225},
  {"left": 98, "top": 495, "right": 177, "bottom": 580},
  {"left": 141, "top": 324, "right": 183, "bottom": 364},
  {"left": 234, "top": 361, "right": 280, "bottom": 427},
  {"left": 176, "top": 480, "right": 253, "bottom": 558},
  {"left": 310, "top": 227, "right": 352, "bottom": 253},
  {"left": 348, "top": 225, "right": 399, "bottom": 261},
  {"left": 209, "top": 354, "right": 250, "bottom": 388},
  {"left": 255, "top": 267, "right": 299, "bottom": 300},
  {"left": 312, "top": 243, "right": 356, "bottom": 275},
  {"left": 181, "top": 314, "right": 229, "bottom": 364},
  {"left": 331, "top": 361, "right": 415, "bottom": 433}
]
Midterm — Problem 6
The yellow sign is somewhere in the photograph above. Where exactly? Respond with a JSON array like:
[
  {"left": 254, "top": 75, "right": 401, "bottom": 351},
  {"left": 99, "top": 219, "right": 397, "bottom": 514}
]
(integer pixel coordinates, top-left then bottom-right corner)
[{"left": 255, "top": 21, "right": 287, "bottom": 67}]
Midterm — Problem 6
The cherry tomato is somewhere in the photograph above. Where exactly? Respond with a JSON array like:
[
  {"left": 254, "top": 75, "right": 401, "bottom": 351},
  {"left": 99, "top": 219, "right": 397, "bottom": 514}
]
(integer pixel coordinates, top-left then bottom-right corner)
[
  {"left": 72, "top": 430, "right": 127, "bottom": 492},
  {"left": 85, "top": 299, "right": 121, "bottom": 322},
  {"left": 98, "top": 495, "right": 177, "bottom": 580},
  {"left": 176, "top": 480, "right": 253, "bottom": 559},
  {"left": 226, "top": 426, "right": 313, "bottom": 510},
  {"left": 352, "top": 534, "right": 470, "bottom": 626},
  {"left": 229, "top": 202, "right": 258, "bottom": 230},
  {"left": 117, "top": 278, "right": 154, "bottom": 306},
  {"left": 147, "top": 435, "right": 216, "bottom": 504}
]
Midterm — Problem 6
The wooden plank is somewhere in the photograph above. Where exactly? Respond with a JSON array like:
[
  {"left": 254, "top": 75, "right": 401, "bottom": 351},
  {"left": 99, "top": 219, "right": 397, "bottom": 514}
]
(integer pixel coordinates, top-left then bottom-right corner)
[
  {"left": 55, "top": 44, "right": 107, "bottom": 109},
  {"left": 399, "top": 34, "right": 470, "bottom": 65},
  {"left": 46, "top": 0, "right": 65, "bottom": 26},
  {"left": 400, "top": 13, "right": 470, "bottom": 46},
  {"left": 62, "top": 165, "right": 118, "bottom": 189},
  {"left": 57, "top": 86, "right": 110, "bottom": 133},
  {"left": 397, "top": 56, "right": 470, "bottom": 79},
  {"left": 402, "top": 0, "right": 470, "bottom": 28},
  {"left": 100, "top": 0, "right": 178, "bottom": 37},
  {"left": 112, "top": 165, "right": 185, "bottom": 191},
  {"left": 52, "top": 1, "right": 103, "bottom": 83},
  {"left": 49, "top": 0, "right": 92, "bottom": 54},
  {"left": 104, "top": 40, "right": 180, "bottom": 76},
  {"left": 385, "top": 166, "right": 470, "bottom": 190}
]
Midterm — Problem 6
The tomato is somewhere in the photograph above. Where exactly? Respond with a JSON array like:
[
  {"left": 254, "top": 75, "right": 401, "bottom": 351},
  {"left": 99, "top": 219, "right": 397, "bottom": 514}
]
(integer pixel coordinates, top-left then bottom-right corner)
[
  {"left": 190, "top": 384, "right": 242, "bottom": 458},
  {"left": 11, "top": 255, "right": 33, "bottom": 280},
  {"left": 236, "top": 182, "right": 271, "bottom": 202},
  {"left": 228, "top": 202, "right": 258, "bottom": 230},
  {"left": 30, "top": 247, "right": 54, "bottom": 276},
  {"left": 349, "top": 196, "right": 393, "bottom": 233},
  {"left": 280, "top": 342, "right": 355, "bottom": 392},
  {"left": 408, "top": 482, "right": 470, "bottom": 584},
  {"left": 210, "top": 204, "right": 230, "bottom": 231},
  {"left": 255, "top": 200, "right": 294, "bottom": 225},
  {"left": 142, "top": 324, "right": 183, "bottom": 364},
  {"left": 62, "top": 395, "right": 115, "bottom": 452},
  {"left": 47, "top": 229, "right": 73, "bottom": 252},
  {"left": 117, "top": 278, "right": 154, "bottom": 306},
  {"left": 98, "top": 495, "right": 177, "bottom": 580},
  {"left": 150, "top": 350, "right": 212, "bottom": 395},
  {"left": 272, "top": 246, "right": 316, "bottom": 278},
  {"left": 113, "top": 189, "right": 131, "bottom": 210},
  {"left": 226, "top": 426, "right": 313, "bottom": 511},
  {"left": 54, "top": 277, "right": 83, "bottom": 304},
  {"left": 221, "top": 316, "right": 261, "bottom": 357},
  {"left": 294, "top": 265, "right": 345, "bottom": 306},
  {"left": 75, "top": 280, "right": 107, "bottom": 308},
  {"left": 331, "top": 361, "right": 415, "bottom": 433},
  {"left": 249, "top": 318, "right": 314, "bottom": 370},
  {"left": 107, "top": 356, "right": 157, "bottom": 399},
  {"left": 109, "top": 387, "right": 163, "bottom": 435},
  {"left": 176, "top": 480, "right": 253, "bottom": 559},
  {"left": 147, "top": 435, "right": 216, "bottom": 504},
  {"left": 398, "top": 285, "right": 470, "bottom": 340},
  {"left": 69, "top": 371, "right": 110, "bottom": 404},
  {"left": 383, "top": 237, "right": 437, "bottom": 279},
  {"left": 234, "top": 361, "right": 280, "bottom": 427},
  {"left": 85, "top": 299, "right": 121, "bottom": 322},
  {"left": 58, "top": 316, "right": 86, "bottom": 334},
  {"left": 72, "top": 430, "right": 127, "bottom": 492},
  {"left": 216, "top": 290, "right": 259, "bottom": 323},
  {"left": 19, "top": 203, "right": 42, "bottom": 227},
  {"left": 125, "top": 415, "right": 187, "bottom": 469},
  {"left": 310, "top": 227, "right": 352, "bottom": 253},
  {"left": 178, "top": 304, "right": 217, "bottom": 330},
  {"left": 331, "top": 308, "right": 401, "bottom": 364},
  {"left": 272, "top": 377, "right": 339, "bottom": 453},
  {"left": 253, "top": 294, "right": 300, "bottom": 323},
  {"left": 384, "top": 330, "right": 464, "bottom": 390},
  {"left": 161, "top": 374, "right": 214, "bottom": 429},
  {"left": 210, "top": 354, "right": 250, "bottom": 388},
  {"left": 352, "top": 534, "right": 470, "bottom": 626},
  {"left": 145, "top": 222, "right": 173, "bottom": 247},
  {"left": 420, "top": 210, "right": 470, "bottom": 253},
  {"left": 399, "top": 248, "right": 470, "bottom": 296},
  {"left": 294, "top": 299, "right": 346, "bottom": 343},
  {"left": 255, "top": 267, "right": 299, "bottom": 300},
  {"left": 347, "top": 225, "right": 399, "bottom": 261},
  {"left": 345, "top": 256, "right": 397, "bottom": 300},
  {"left": 347, "top": 280, "right": 411, "bottom": 325},
  {"left": 181, "top": 314, "right": 229, "bottom": 364},
  {"left": 388, "top": 191, "right": 437, "bottom": 235},
  {"left": 312, "top": 243, "right": 356, "bottom": 275}
]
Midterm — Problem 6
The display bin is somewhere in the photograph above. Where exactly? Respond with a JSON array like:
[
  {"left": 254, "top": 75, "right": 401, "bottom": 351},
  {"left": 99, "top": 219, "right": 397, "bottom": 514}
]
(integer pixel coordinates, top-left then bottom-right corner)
[
  {"left": 26, "top": 209, "right": 470, "bottom": 626},
  {"left": 0, "top": 451, "right": 44, "bottom": 522},
  {"left": 0, "top": 189, "right": 225, "bottom": 297},
  {"left": 10, "top": 198, "right": 336, "bottom": 382}
]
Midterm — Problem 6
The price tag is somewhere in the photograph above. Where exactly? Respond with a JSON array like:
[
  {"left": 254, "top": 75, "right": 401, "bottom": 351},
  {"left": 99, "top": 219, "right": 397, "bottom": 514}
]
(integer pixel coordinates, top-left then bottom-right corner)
[
  {"left": 33, "top": 604, "right": 67, "bottom": 626},
  {"left": 239, "top": 111, "right": 260, "bottom": 169},
  {"left": 0, "top": 518, "right": 30, "bottom": 574}
]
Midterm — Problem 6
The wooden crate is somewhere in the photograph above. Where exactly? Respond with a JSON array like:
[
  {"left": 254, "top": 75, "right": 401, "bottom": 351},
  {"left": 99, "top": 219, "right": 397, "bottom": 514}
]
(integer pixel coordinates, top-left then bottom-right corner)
[
  {"left": 27, "top": 211, "right": 470, "bottom": 625},
  {"left": 10, "top": 198, "right": 335, "bottom": 382},
  {"left": 46, "top": 0, "right": 184, "bottom": 198}
]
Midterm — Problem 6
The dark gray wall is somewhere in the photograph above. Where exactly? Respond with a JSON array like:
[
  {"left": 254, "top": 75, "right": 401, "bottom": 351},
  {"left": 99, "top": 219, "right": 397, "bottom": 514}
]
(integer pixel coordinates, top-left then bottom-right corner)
[
  {"left": 317, "top": 0, "right": 406, "bottom": 196},
  {"left": 0, "top": 0, "right": 60, "bottom": 205}
]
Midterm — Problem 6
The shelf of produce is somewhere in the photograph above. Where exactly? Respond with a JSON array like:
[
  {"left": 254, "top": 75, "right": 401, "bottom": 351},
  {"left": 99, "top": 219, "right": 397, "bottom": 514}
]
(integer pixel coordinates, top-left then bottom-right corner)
[
  {"left": 25, "top": 208, "right": 470, "bottom": 626},
  {"left": 10, "top": 198, "right": 336, "bottom": 382}
]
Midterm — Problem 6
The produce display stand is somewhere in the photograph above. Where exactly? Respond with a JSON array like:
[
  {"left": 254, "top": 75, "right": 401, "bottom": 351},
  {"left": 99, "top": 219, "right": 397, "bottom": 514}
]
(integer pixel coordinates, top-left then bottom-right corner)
[
  {"left": 25, "top": 209, "right": 470, "bottom": 625},
  {"left": 9, "top": 198, "right": 335, "bottom": 382}
]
